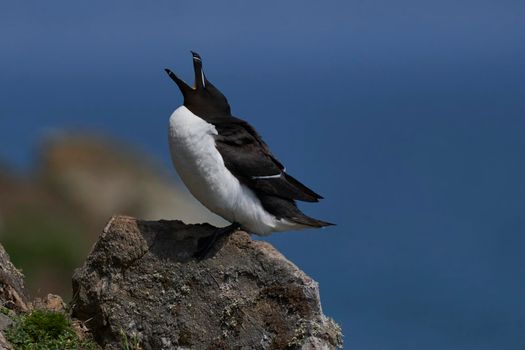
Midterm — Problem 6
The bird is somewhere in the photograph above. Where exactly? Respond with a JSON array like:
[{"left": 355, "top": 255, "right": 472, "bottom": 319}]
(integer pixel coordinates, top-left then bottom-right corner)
[{"left": 165, "top": 52, "right": 333, "bottom": 257}]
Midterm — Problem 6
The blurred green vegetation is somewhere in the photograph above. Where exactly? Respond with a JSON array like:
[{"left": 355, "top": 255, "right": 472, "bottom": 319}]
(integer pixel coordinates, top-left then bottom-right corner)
[{"left": 1, "top": 205, "right": 91, "bottom": 299}]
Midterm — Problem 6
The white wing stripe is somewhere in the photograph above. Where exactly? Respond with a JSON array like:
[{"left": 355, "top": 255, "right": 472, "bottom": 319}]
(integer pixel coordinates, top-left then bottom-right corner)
[{"left": 252, "top": 173, "right": 282, "bottom": 179}]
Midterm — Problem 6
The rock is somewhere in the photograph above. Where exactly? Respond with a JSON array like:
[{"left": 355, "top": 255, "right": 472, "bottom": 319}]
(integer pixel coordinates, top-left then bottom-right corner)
[
  {"left": 0, "top": 242, "right": 27, "bottom": 350},
  {"left": 0, "top": 243, "right": 27, "bottom": 313},
  {"left": 0, "top": 331, "right": 13, "bottom": 350},
  {"left": 72, "top": 215, "right": 342, "bottom": 349},
  {"left": 0, "top": 311, "right": 14, "bottom": 350},
  {"left": 32, "top": 293, "right": 66, "bottom": 313}
]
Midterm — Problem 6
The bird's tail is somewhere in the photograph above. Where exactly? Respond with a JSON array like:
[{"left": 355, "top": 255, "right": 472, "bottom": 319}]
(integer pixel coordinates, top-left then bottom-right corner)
[
  {"left": 288, "top": 213, "right": 335, "bottom": 228},
  {"left": 258, "top": 194, "right": 335, "bottom": 229}
]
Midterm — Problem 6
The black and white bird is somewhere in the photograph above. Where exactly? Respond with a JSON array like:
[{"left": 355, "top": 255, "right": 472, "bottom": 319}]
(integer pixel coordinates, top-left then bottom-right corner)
[{"left": 165, "top": 52, "right": 333, "bottom": 255}]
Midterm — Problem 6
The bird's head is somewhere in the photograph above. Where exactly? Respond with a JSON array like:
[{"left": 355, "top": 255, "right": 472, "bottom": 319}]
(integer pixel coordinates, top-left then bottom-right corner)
[{"left": 165, "top": 52, "right": 231, "bottom": 118}]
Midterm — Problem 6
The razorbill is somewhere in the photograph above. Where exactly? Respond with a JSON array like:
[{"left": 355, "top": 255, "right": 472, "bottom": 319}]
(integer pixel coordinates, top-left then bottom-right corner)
[{"left": 165, "top": 52, "right": 333, "bottom": 256}]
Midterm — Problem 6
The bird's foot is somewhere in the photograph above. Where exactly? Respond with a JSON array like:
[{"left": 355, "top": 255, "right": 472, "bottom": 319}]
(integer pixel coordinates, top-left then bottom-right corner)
[{"left": 194, "top": 222, "right": 240, "bottom": 259}]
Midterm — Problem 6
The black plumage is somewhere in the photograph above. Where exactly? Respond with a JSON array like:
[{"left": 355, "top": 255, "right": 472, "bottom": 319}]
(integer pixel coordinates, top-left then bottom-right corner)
[{"left": 165, "top": 52, "right": 333, "bottom": 228}]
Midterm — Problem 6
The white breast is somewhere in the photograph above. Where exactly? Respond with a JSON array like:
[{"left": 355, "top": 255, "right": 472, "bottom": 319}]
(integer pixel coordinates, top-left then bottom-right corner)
[{"left": 168, "top": 106, "right": 296, "bottom": 235}]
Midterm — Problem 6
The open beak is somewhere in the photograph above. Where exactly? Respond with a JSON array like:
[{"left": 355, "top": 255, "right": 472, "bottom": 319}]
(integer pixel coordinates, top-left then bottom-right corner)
[{"left": 165, "top": 51, "right": 207, "bottom": 95}]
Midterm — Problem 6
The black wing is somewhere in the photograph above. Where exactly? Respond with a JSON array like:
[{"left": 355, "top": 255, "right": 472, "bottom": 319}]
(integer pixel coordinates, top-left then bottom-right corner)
[{"left": 214, "top": 117, "right": 323, "bottom": 202}]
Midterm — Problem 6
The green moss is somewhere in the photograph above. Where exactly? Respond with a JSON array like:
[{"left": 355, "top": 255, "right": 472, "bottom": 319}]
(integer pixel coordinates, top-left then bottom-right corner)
[
  {"left": 0, "top": 306, "right": 12, "bottom": 316},
  {"left": 5, "top": 309, "right": 98, "bottom": 350}
]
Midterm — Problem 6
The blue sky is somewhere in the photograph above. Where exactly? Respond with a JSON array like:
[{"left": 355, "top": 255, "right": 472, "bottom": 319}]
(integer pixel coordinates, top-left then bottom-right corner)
[{"left": 2, "top": 1, "right": 525, "bottom": 348}]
